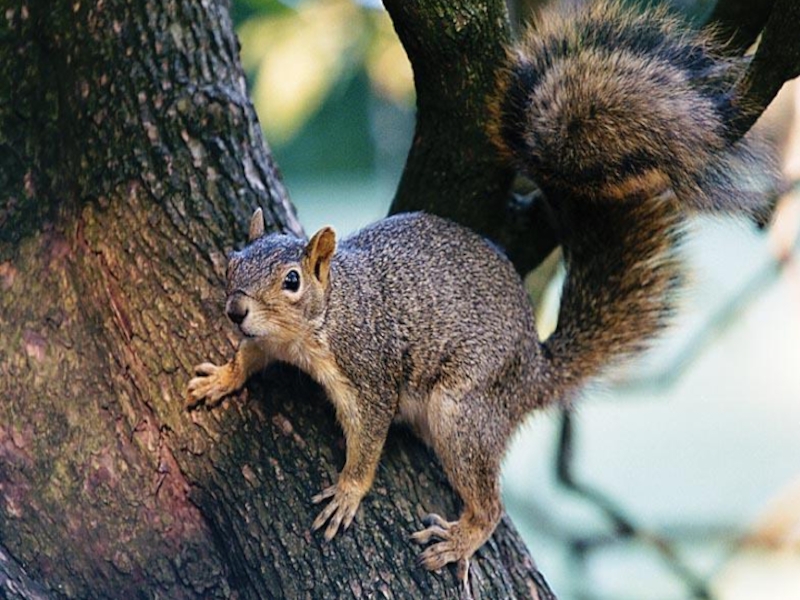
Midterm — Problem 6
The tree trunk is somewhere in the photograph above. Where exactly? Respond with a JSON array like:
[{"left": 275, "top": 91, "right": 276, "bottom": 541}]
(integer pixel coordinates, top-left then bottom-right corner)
[
  {"left": 0, "top": 0, "right": 553, "bottom": 597},
  {"left": 384, "top": 0, "right": 560, "bottom": 273}
]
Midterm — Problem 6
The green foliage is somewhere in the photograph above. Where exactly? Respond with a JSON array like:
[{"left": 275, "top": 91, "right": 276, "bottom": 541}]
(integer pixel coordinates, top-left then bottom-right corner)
[{"left": 234, "top": 0, "right": 414, "bottom": 178}]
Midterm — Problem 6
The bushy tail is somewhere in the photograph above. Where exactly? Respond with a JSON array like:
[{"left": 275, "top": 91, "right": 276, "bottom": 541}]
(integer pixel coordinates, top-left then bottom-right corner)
[{"left": 488, "top": 0, "right": 777, "bottom": 400}]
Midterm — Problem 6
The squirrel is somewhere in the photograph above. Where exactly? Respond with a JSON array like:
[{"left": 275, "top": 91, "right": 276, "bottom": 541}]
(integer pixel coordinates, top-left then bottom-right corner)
[{"left": 187, "top": 0, "right": 775, "bottom": 583}]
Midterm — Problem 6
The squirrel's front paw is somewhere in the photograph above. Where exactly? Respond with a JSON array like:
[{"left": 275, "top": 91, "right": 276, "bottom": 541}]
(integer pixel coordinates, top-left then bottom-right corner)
[
  {"left": 186, "top": 362, "right": 238, "bottom": 409},
  {"left": 311, "top": 480, "right": 365, "bottom": 541}
]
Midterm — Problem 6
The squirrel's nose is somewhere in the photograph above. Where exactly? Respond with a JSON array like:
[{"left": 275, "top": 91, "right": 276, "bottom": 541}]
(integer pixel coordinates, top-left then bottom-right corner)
[{"left": 226, "top": 296, "right": 248, "bottom": 325}]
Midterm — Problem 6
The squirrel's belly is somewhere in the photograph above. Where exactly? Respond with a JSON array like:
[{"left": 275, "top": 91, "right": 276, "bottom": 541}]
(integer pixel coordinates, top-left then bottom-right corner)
[{"left": 395, "top": 390, "right": 433, "bottom": 447}]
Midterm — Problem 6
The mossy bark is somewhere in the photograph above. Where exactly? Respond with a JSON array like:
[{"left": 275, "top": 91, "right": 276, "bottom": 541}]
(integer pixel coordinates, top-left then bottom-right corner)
[{"left": 0, "top": 0, "right": 553, "bottom": 597}]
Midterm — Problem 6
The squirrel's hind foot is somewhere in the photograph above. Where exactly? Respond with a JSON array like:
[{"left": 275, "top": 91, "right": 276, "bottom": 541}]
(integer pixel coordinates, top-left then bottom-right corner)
[{"left": 412, "top": 513, "right": 481, "bottom": 574}]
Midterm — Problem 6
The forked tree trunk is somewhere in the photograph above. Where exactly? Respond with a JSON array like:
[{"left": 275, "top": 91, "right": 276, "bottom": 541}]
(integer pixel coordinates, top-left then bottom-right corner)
[{"left": 0, "top": 0, "right": 553, "bottom": 597}]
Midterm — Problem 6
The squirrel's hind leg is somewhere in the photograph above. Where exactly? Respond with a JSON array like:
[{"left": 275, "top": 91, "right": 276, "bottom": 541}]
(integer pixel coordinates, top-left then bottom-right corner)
[{"left": 412, "top": 388, "right": 505, "bottom": 575}]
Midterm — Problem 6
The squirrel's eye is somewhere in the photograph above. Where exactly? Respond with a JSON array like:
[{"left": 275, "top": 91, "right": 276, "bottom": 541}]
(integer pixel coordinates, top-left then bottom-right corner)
[{"left": 282, "top": 269, "right": 300, "bottom": 292}]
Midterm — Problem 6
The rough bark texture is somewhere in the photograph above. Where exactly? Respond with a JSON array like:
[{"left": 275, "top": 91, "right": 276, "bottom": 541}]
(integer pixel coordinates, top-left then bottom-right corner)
[
  {"left": 0, "top": 0, "right": 554, "bottom": 598},
  {"left": 384, "top": 0, "right": 513, "bottom": 227}
]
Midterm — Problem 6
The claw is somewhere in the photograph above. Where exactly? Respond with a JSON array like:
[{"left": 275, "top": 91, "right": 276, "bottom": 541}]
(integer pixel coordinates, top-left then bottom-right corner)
[
  {"left": 185, "top": 361, "right": 237, "bottom": 409},
  {"left": 456, "top": 558, "right": 470, "bottom": 590},
  {"left": 419, "top": 540, "right": 465, "bottom": 571},
  {"left": 422, "top": 513, "right": 450, "bottom": 528},
  {"left": 311, "top": 485, "right": 337, "bottom": 504},
  {"left": 342, "top": 506, "right": 357, "bottom": 531},
  {"left": 312, "top": 497, "right": 339, "bottom": 532},
  {"left": 311, "top": 480, "right": 364, "bottom": 541},
  {"left": 194, "top": 362, "right": 219, "bottom": 376},
  {"left": 413, "top": 514, "right": 479, "bottom": 575},
  {"left": 412, "top": 512, "right": 455, "bottom": 546},
  {"left": 411, "top": 525, "right": 450, "bottom": 545},
  {"left": 324, "top": 508, "right": 346, "bottom": 541}
]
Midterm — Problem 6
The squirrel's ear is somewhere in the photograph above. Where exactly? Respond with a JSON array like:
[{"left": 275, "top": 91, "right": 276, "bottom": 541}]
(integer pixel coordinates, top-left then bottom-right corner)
[
  {"left": 248, "top": 208, "right": 265, "bottom": 242},
  {"left": 303, "top": 226, "right": 336, "bottom": 287}
]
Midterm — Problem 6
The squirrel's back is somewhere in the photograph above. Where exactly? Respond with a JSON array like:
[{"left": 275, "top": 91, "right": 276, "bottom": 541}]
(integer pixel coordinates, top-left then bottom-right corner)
[
  {"left": 335, "top": 213, "right": 530, "bottom": 328},
  {"left": 327, "top": 213, "right": 541, "bottom": 405}
]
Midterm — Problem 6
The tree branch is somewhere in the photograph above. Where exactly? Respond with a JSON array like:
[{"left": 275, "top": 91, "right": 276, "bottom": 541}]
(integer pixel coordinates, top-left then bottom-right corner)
[
  {"left": 704, "top": 0, "right": 775, "bottom": 56},
  {"left": 722, "top": 0, "right": 800, "bottom": 141},
  {"left": 384, "top": 0, "right": 559, "bottom": 274}
]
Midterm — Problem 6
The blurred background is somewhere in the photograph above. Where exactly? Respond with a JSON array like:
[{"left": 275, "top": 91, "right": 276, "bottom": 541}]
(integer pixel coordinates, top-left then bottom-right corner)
[{"left": 233, "top": 0, "right": 800, "bottom": 597}]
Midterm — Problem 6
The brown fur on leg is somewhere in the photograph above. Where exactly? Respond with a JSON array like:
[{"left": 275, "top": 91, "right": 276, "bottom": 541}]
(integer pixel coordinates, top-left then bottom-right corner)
[{"left": 412, "top": 387, "right": 506, "bottom": 571}]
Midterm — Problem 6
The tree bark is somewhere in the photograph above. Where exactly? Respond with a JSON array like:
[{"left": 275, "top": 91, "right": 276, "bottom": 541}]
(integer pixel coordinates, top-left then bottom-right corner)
[
  {"left": 715, "top": 0, "right": 800, "bottom": 141},
  {"left": 1, "top": 0, "right": 553, "bottom": 598},
  {"left": 384, "top": 0, "right": 560, "bottom": 274},
  {"left": 705, "top": 0, "right": 775, "bottom": 56}
]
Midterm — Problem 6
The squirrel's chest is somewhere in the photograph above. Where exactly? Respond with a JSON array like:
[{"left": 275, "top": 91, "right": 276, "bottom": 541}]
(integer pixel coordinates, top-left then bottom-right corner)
[{"left": 283, "top": 336, "right": 363, "bottom": 428}]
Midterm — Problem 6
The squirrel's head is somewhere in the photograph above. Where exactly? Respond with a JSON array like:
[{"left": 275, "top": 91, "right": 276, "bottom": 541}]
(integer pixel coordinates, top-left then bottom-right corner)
[{"left": 223, "top": 208, "right": 336, "bottom": 341}]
